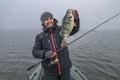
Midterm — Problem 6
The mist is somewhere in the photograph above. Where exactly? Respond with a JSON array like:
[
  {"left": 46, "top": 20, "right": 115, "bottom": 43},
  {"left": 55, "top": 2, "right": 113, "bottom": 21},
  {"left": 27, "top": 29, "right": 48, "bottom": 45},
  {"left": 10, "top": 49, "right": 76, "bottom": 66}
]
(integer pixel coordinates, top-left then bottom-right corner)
[{"left": 0, "top": 0, "right": 120, "bottom": 30}]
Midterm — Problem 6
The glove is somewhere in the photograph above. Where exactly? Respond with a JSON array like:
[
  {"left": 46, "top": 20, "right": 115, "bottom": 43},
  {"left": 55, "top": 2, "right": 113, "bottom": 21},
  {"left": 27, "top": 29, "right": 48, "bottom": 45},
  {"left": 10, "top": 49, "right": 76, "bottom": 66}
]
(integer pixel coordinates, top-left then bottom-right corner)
[
  {"left": 45, "top": 50, "right": 56, "bottom": 59},
  {"left": 73, "top": 10, "right": 79, "bottom": 17},
  {"left": 73, "top": 10, "right": 79, "bottom": 24}
]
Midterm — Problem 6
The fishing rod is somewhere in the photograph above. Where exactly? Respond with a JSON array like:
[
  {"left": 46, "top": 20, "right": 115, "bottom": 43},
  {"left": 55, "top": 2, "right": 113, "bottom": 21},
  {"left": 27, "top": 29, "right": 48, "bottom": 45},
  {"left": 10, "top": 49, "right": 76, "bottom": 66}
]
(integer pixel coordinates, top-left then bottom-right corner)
[{"left": 27, "top": 12, "right": 120, "bottom": 71}]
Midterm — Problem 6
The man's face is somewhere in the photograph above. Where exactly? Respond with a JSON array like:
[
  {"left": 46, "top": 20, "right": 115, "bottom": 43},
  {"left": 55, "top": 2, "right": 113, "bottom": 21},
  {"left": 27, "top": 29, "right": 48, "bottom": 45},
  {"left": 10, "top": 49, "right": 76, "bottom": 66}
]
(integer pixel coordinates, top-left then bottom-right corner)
[{"left": 43, "top": 17, "right": 54, "bottom": 28}]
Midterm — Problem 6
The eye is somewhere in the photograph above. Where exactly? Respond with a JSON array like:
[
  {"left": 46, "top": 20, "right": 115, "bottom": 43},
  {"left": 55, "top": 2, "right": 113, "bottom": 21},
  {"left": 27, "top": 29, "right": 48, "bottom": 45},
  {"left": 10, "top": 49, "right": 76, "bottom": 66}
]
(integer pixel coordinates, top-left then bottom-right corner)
[
  {"left": 45, "top": 18, "right": 48, "bottom": 21},
  {"left": 49, "top": 17, "right": 53, "bottom": 20}
]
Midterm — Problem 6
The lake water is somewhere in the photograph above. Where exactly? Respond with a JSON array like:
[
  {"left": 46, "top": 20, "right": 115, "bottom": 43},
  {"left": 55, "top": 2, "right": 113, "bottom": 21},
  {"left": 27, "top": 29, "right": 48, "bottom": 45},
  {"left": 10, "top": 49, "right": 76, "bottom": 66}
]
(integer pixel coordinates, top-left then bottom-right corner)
[{"left": 0, "top": 29, "right": 120, "bottom": 80}]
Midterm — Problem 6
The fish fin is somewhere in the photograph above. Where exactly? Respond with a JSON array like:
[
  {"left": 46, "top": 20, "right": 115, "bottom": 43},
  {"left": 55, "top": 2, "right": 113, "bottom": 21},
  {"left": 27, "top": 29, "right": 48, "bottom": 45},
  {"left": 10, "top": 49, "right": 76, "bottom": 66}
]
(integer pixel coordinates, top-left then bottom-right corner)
[{"left": 73, "top": 22, "right": 77, "bottom": 27}]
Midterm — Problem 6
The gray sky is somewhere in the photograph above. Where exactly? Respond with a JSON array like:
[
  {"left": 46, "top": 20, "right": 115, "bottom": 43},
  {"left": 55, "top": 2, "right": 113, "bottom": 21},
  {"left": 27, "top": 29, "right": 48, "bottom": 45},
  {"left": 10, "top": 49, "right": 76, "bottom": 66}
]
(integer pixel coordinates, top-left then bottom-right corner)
[{"left": 0, "top": 0, "right": 120, "bottom": 30}]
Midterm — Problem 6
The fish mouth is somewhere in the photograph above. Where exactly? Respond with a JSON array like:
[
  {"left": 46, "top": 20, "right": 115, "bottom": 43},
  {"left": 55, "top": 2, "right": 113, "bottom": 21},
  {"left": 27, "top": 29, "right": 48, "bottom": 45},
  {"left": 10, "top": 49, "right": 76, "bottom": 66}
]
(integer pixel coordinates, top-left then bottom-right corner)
[{"left": 68, "top": 16, "right": 72, "bottom": 18}]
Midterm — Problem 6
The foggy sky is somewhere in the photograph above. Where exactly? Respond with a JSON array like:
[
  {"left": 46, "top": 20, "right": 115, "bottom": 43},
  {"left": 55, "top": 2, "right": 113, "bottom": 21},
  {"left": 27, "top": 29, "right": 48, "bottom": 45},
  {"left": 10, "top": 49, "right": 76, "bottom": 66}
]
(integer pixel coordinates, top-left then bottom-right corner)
[{"left": 0, "top": 0, "right": 120, "bottom": 30}]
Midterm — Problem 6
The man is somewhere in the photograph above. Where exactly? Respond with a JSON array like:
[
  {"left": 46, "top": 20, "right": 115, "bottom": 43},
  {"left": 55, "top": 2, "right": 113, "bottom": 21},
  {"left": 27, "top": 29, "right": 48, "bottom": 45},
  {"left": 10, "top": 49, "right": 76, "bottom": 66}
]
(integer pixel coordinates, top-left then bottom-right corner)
[{"left": 32, "top": 10, "right": 80, "bottom": 80}]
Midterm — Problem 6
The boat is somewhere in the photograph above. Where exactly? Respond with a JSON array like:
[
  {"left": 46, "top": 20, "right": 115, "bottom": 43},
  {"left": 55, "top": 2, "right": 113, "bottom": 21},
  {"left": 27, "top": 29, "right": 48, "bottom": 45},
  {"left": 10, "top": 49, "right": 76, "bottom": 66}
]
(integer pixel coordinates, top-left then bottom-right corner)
[{"left": 28, "top": 63, "right": 88, "bottom": 80}]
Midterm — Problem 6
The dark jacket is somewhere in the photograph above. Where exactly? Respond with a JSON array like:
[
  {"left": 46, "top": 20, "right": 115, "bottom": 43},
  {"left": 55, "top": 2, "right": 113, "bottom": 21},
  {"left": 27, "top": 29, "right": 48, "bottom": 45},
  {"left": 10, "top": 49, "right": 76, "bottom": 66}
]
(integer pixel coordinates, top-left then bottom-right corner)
[{"left": 32, "top": 17, "right": 80, "bottom": 75}]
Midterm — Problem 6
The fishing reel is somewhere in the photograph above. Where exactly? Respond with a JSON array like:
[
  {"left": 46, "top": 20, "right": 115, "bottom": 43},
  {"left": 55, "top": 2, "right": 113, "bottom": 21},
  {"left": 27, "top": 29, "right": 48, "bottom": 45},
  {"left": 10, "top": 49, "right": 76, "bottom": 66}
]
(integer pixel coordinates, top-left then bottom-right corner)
[{"left": 48, "top": 57, "right": 59, "bottom": 66}]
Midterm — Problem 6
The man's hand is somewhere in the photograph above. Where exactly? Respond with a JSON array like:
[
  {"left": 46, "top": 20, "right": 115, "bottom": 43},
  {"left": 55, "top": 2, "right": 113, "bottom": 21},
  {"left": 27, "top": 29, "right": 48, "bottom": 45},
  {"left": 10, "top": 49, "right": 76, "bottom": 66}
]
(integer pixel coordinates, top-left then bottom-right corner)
[
  {"left": 48, "top": 51, "right": 56, "bottom": 59},
  {"left": 45, "top": 50, "right": 56, "bottom": 59}
]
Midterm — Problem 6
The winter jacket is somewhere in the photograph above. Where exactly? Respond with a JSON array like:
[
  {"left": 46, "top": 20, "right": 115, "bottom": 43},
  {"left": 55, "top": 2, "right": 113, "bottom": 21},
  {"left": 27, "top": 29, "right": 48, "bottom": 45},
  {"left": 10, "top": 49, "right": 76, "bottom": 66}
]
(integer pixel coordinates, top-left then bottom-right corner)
[{"left": 32, "top": 16, "right": 80, "bottom": 75}]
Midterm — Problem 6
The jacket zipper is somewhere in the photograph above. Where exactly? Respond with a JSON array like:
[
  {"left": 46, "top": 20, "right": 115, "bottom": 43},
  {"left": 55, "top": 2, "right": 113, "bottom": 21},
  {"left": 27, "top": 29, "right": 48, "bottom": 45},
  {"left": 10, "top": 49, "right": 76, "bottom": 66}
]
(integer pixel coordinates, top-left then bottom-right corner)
[{"left": 50, "top": 28, "right": 61, "bottom": 75}]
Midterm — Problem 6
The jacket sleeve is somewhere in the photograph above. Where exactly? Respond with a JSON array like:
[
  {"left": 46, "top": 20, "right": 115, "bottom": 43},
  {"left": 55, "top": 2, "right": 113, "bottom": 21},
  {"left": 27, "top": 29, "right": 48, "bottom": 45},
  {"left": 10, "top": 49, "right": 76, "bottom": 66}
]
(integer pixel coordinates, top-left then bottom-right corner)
[
  {"left": 32, "top": 34, "right": 46, "bottom": 59},
  {"left": 69, "top": 15, "right": 80, "bottom": 36}
]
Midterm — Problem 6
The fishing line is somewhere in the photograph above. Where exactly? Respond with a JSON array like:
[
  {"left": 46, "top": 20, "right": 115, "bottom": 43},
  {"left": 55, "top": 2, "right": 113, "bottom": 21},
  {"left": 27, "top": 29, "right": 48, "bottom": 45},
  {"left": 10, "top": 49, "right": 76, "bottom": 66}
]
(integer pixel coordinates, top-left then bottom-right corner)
[
  {"left": 27, "top": 12, "right": 120, "bottom": 71},
  {"left": 68, "top": 12, "right": 120, "bottom": 45}
]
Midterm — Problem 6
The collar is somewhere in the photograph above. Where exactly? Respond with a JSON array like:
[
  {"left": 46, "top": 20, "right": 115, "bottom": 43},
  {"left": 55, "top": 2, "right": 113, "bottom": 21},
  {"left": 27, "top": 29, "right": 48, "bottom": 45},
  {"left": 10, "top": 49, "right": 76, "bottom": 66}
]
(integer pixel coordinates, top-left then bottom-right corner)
[{"left": 43, "top": 25, "right": 57, "bottom": 33}]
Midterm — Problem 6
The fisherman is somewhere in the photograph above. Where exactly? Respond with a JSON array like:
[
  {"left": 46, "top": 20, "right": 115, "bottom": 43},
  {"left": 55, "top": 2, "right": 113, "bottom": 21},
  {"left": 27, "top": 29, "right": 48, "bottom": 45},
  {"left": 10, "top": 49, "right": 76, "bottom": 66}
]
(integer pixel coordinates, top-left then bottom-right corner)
[{"left": 32, "top": 9, "right": 80, "bottom": 80}]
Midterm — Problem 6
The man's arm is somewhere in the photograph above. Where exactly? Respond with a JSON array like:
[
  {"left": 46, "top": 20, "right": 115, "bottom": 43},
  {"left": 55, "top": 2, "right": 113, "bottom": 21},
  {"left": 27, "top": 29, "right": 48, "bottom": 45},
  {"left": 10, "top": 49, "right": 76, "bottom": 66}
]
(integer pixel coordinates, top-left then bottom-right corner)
[
  {"left": 32, "top": 34, "right": 46, "bottom": 59},
  {"left": 32, "top": 34, "right": 56, "bottom": 59}
]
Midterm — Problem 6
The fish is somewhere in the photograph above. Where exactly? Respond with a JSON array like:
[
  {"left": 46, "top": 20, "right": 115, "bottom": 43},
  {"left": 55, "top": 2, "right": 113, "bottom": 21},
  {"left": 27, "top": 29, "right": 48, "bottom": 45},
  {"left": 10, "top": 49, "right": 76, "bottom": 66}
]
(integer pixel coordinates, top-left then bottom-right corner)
[{"left": 60, "top": 9, "right": 76, "bottom": 47}]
